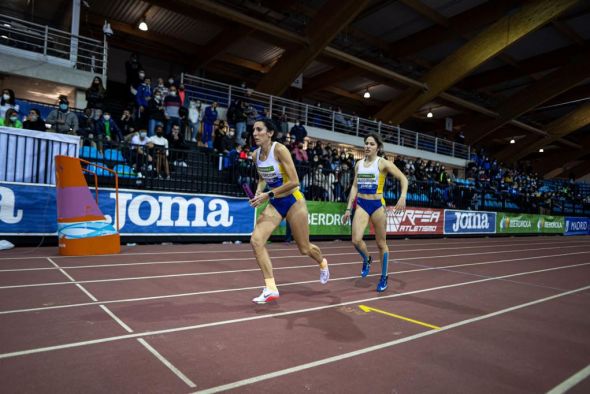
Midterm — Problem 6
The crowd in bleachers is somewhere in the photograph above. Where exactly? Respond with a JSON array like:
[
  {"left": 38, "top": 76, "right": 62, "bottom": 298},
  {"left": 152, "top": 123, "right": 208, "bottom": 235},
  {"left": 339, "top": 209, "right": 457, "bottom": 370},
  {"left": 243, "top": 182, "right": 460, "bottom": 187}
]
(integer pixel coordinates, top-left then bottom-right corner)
[{"left": 1, "top": 56, "right": 589, "bottom": 215}]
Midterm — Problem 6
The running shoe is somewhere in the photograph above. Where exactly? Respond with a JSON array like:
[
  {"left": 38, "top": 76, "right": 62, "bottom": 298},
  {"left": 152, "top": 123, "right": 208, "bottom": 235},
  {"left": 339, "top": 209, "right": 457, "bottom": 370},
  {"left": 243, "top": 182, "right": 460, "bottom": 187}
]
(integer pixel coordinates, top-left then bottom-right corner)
[
  {"left": 361, "top": 256, "right": 372, "bottom": 278},
  {"left": 252, "top": 288, "right": 280, "bottom": 304},
  {"left": 376, "top": 275, "right": 388, "bottom": 292},
  {"left": 320, "top": 267, "right": 330, "bottom": 284}
]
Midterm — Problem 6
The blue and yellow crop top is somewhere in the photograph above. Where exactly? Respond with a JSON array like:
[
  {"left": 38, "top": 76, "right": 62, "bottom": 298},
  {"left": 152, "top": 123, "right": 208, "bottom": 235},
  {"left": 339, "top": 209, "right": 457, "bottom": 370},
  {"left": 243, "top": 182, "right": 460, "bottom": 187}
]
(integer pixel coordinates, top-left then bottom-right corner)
[
  {"left": 256, "top": 142, "right": 289, "bottom": 189},
  {"left": 357, "top": 157, "right": 385, "bottom": 194}
]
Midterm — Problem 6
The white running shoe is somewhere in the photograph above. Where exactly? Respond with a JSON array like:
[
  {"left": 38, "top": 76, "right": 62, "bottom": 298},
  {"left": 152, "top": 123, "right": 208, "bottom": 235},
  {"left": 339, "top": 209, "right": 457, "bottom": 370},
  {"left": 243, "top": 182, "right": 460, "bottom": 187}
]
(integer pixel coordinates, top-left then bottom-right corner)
[
  {"left": 320, "top": 268, "right": 330, "bottom": 284},
  {"left": 252, "top": 287, "right": 280, "bottom": 304}
]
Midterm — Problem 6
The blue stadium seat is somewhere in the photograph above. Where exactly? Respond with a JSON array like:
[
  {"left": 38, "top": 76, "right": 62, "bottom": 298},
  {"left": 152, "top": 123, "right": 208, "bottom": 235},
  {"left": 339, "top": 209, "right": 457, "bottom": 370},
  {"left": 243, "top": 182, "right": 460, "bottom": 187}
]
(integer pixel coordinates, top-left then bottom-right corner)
[
  {"left": 86, "top": 162, "right": 112, "bottom": 177},
  {"left": 104, "top": 149, "right": 126, "bottom": 163},
  {"left": 113, "top": 164, "right": 136, "bottom": 178},
  {"left": 80, "top": 146, "right": 103, "bottom": 160}
]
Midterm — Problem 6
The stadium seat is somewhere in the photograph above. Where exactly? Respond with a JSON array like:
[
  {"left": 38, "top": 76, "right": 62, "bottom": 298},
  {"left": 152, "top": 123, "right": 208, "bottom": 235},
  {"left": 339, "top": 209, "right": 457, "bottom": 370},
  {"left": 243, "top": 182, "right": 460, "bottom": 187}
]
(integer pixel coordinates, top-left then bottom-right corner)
[{"left": 104, "top": 149, "right": 126, "bottom": 163}]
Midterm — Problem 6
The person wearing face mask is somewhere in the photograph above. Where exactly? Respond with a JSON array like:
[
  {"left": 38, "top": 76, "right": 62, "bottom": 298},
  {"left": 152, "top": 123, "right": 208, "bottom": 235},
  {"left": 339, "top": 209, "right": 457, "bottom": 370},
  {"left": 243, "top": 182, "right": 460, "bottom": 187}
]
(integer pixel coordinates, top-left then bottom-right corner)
[
  {"left": 0, "top": 89, "right": 19, "bottom": 119},
  {"left": 23, "top": 108, "right": 46, "bottom": 131},
  {"left": 146, "top": 89, "right": 166, "bottom": 137},
  {"left": 163, "top": 86, "right": 181, "bottom": 135},
  {"left": 47, "top": 97, "right": 78, "bottom": 135},
  {"left": 188, "top": 100, "right": 202, "bottom": 142},
  {"left": 119, "top": 109, "right": 135, "bottom": 136},
  {"left": 85, "top": 76, "right": 106, "bottom": 118},
  {"left": 289, "top": 119, "right": 307, "bottom": 143},
  {"left": 155, "top": 77, "right": 169, "bottom": 98},
  {"left": 95, "top": 111, "right": 123, "bottom": 151},
  {"left": 129, "top": 129, "right": 150, "bottom": 177},
  {"left": 135, "top": 76, "right": 152, "bottom": 116},
  {"left": 147, "top": 124, "right": 170, "bottom": 179},
  {"left": 0, "top": 108, "right": 22, "bottom": 128}
]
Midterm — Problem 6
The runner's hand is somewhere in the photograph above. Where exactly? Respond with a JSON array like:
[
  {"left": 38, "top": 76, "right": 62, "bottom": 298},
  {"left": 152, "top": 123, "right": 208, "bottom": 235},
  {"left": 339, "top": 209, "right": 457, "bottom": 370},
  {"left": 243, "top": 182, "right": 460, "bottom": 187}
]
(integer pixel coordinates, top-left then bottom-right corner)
[
  {"left": 249, "top": 192, "right": 269, "bottom": 208},
  {"left": 341, "top": 210, "right": 351, "bottom": 225},
  {"left": 393, "top": 196, "right": 406, "bottom": 215}
]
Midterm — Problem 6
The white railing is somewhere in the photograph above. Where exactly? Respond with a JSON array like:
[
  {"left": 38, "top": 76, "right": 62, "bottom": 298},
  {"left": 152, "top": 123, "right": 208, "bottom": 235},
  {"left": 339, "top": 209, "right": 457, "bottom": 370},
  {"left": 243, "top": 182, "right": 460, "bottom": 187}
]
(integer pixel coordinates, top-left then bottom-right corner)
[
  {"left": 182, "top": 73, "right": 470, "bottom": 160},
  {"left": 0, "top": 14, "right": 107, "bottom": 79}
]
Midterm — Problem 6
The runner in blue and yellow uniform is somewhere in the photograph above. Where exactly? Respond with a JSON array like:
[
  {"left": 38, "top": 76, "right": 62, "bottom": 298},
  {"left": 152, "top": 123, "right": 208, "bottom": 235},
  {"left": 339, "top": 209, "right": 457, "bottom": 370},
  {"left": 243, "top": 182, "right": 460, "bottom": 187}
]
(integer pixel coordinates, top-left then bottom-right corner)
[
  {"left": 342, "top": 133, "right": 408, "bottom": 292},
  {"left": 248, "top": 118, "right": 329, "bottom": 304}
]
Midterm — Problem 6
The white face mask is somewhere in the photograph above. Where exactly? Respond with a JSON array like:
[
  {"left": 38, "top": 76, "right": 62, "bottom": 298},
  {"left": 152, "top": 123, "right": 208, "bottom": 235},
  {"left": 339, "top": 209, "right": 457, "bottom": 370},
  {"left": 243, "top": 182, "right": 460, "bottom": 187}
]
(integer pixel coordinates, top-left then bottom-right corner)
[
  {"left": 103, "top": 115, "right": 111, "bottom": 121},
  {"left": 2, "top": 94, "right": 9, "bottom": 100},
  {"left": 168, "top": 79, "right": 174, "bottom": 84},
  {"left": 139, "top": 132, "right": 147, "bottom": 138},
  {"left": 170, "top": 91, "right": 177, "bottom": 96}
]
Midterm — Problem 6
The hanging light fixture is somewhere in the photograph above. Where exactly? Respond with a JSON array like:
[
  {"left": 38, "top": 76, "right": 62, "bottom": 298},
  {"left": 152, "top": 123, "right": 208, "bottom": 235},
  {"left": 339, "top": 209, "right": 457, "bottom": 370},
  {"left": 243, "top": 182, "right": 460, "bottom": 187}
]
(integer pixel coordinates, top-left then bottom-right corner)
[
  {"left": 539, "top": 148, "right": 544, "bottom": 153},
  {"left": 510, "top": 138, "right": 515, "bottom": 144},
  {"left": 138, "top": 19, "right": 148, "bottom": 31},
  {"left": 426, "top": 109, "right": 433, "bottom": 118},
  {"left": 363, "top": 88, "right": 370, "bottom": 99}
]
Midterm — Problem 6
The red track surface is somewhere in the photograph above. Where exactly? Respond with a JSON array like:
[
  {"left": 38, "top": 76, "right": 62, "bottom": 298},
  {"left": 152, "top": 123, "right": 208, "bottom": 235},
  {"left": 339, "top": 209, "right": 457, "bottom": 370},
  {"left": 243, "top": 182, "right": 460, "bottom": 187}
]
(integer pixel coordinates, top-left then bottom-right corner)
[{"left": 0, "top": 236, "right": 589, "bottom": 393}]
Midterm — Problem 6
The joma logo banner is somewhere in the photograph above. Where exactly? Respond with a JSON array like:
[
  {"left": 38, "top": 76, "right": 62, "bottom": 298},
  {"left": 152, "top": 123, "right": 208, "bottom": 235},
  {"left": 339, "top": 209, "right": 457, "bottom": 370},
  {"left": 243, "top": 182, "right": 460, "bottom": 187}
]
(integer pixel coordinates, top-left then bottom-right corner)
[
  {"left": 444, "top": 210, "right": 496, "bottom": 234},
  {"left": 0, "top": 183, "right": 255, "bottom": 236}
]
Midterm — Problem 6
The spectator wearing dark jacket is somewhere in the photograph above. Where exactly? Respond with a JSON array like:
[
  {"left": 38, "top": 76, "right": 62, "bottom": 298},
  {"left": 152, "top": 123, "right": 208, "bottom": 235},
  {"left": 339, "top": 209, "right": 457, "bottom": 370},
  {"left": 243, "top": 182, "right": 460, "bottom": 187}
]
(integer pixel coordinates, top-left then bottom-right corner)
[
  {"left": 47, "top": 97, "right": 78, "bottom": 134},
  {"left": 23, "top": 108, "right": 46, "bottom": 131},
  {"left": 163, "top": 86, "right": 182, "bottom": 135},
  {"left": 146, "top": 91, "right": 166, "bottom": 136},
  {"left": 95, "top": 111, "right": 123, "bottom": 143},
  {"left": 85, "top": 76, "right": 106, "bottom": 117},
  {"left": 290, "top": 120, "right": 307, "bottom": 143}
]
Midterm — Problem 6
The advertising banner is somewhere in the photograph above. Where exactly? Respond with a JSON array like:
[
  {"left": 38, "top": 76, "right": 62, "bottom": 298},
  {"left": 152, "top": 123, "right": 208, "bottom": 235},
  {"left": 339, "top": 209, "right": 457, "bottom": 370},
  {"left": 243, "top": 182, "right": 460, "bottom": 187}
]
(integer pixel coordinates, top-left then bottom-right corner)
[
  {"left": 444, "top": 210, "right": 496, "bottom": 234},
  {"left": 496, "top": 213, "right": 537, "bottom": 234},
  {"left": 564, "top": 217, "right": 590, "bottom": 236},
  {"left": 0, "top": 182, "right": 255, "bottom": 235},
  {"left": 375, "top": 206, "right": 443, "bottom": 235},
  {"left": 536, "top": 215, "right": 564, "bottom": 234},
  {"left": 257, "top": 201, "right": 353, "bottom": 236}
]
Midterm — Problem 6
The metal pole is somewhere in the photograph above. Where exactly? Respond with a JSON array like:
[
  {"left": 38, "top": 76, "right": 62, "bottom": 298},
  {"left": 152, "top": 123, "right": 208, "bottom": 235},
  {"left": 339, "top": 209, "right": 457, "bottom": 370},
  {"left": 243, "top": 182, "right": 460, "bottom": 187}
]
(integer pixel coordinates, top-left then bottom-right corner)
[
  {"left": 43, "top": 25, "right": 48, "bottom": 56},
  {"left": 70, "top": 0, "right": 81, "bottom": 67},
  {"left": 355, "top": 117, "right": 359, "bottom": 136}
]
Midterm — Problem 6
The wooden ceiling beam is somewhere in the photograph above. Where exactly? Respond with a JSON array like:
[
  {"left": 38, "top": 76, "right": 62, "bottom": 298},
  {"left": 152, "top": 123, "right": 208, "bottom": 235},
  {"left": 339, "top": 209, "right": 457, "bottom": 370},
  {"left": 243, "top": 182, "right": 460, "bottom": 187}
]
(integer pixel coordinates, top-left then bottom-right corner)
[{"left": 374, "top": 0, "right": 580, "bottom": 125}]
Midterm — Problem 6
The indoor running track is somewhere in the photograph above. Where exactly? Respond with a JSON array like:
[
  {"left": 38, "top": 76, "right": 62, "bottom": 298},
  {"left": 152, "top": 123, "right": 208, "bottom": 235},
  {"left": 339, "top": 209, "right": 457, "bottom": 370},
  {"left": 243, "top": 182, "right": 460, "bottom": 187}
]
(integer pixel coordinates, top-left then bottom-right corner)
[{"left": 0, "top": 236, "right": 589, "bottom": 393}]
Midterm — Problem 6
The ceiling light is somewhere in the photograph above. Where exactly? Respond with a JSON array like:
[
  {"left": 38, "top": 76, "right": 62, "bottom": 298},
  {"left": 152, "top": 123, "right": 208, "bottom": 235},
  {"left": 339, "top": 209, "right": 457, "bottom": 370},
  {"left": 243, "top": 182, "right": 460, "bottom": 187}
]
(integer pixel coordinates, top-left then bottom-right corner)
[
  {"left": 426, "top": 110, "right": 433, "bottom": 118},
  {"left": 539, "top": 148, "right": 544, "bottom": 153},
  {"left": 510, "top": 139, "right": 515, "bottom": 144},
  {"left": 3, "top": 23, "right": 11, "bottom": 28},
  {"left": 138, "top": 20, "right": 148, "bottom": 31},
  {"left": 363, "top": 89, "right": 370, "bottom": 99},
  {"left": 0, "top": 35, "right": 7, "bottom": 40}
]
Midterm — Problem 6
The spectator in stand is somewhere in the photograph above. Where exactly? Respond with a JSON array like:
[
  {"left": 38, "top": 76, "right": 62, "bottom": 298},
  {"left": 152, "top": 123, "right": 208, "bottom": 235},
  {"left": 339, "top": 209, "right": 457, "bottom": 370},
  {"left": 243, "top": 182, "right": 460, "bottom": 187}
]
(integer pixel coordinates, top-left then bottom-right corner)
[
  {"left": 202, "top": 101, "right": 218, "bottom": 148},
  {"left": 244, "top": 102, "right": 258, "bottom": 145},
  {"left": 154, "top": 78, "right": 169, "bottom": 98},
  {"left": 178, "top": 84, "right": 186, "bottom": 106},
  {"left": 278, "top": 108, "right": 289, "bottom": 136},
  {"left": 234, "top": 100, "right": 248, "bottom": 146},
  {"left": 147, "top": 123, "right": 170, "bottom": 179},
  {"left": 125, "top": 53, "right": 142, "bottom": 97},
  {"left": 290, "top": 120, "right": 307, "bottom": 143},
  {"left": 23, "top": 109, "right": 46, "bottom": 131},
  {"left": 129, "top": 129, "right": 150, "bottom": 177},
  {"left": 95, "top": 110, "right": 123, "bottom": 148},
  {"left": 0, "top": 89, "right": 19, "bottom": 119},
  {"left": 85, "top": 76, "right": 106, "bottom": 117},
  {"left": 167, "top": 124, "right": 188, "bottom": 167},
  {"left": 146, "top": 90, "right": 166, "bottom": 137},
  {"left": 0, "top": 108, "right": 22, "bottom": 128},
  {"left": 163, "top": 85, "right": 181, "bottom": 135},
  {"left": 119, "top": 109, "right": 135, "bottom": 136},
  {"left": 135, "top": 76, "right": 152, "bottom": 120},
  {"left": 188, "top": 99, "right": 202, "bottom": 142},
  {"left": 78, "top": 108, "right": 95, "bottom": 140},
  {"left": 47, "top": 96, "right": 78, "bottom": 135},
  {"left": 213, "top": 121, "right": 234, "bottom": 154},
  {"left": 166, "top": 76, "right": 176, "bottom": 90}
]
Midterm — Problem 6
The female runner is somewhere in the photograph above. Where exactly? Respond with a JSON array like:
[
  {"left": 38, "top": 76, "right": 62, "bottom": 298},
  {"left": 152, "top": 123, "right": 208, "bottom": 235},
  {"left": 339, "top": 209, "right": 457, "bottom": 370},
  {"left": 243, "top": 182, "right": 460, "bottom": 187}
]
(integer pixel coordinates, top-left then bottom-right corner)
[
  {"left": 342, "top": 133, "right": 408, "bottom": 292},
  {"left": 248, "top": 118, "right": 329, "bottom": 304}
]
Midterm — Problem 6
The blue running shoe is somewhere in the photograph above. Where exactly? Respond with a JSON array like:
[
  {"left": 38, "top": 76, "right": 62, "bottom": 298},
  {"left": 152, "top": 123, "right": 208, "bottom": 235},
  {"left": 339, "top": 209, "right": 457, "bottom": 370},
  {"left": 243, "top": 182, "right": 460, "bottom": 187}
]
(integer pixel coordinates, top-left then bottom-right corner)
[
  {"left": 376, "top": 275, "right": 388, "bottom": 292},
  {"left": 361, "top": 256, "right": 372, "bottom": 278}
]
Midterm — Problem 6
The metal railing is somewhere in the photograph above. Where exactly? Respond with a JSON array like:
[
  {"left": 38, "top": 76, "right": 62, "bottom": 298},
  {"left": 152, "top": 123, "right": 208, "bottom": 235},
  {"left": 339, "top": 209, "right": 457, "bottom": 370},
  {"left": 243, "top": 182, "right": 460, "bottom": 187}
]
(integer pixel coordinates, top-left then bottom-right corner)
[
  {"left": 72, "top": 135, "right": 590, "bottom": 216},
  {"left": 182, "top": 73, "right": 470, "bottom": 160},
  {"left": 0, "top": 14, "right": 107, "bottom": 79}
]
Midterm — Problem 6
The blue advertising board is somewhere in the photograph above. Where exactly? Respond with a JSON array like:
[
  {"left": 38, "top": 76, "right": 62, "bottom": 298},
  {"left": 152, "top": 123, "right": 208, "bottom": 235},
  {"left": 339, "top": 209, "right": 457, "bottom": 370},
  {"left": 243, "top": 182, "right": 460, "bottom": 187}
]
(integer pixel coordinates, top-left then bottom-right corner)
[
  {"left": 0, "top": 182, "right": 255, "bottom": 235},
  {"left": 444, "top": 209, "right": 497, "bottom": 234},
  {"left": 564, "top": 217, "right": 590, "bottom": 236}
]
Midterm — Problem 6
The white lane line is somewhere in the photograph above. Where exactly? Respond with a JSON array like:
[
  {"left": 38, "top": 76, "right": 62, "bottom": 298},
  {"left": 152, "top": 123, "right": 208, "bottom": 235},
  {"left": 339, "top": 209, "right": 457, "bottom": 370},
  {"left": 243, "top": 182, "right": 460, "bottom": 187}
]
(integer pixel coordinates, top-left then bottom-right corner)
[
  {"left": 4, "top": 240, "right": 581, "bottom": 272},
  {"left": 137, "top": 338, "right": 197, "bottom": 388},
  {"left": 193, "top": 284, "right": 590, "bottom": 394},
  {"left": 3, "top": 246, "right": 586, "bottom": 290},
  {"left": 99, "top": 305, "right": 133, "bottom": 333},
  {"left": 75, "top": 284, "right": 98, "bottom": 302},
  {"left": 2, "top": 250, "right": 589, "bottom": 315},
  {"left": 546, "top": 364, "right": 590, "bottom": 394},
  {"left": 46, "top": 258, "right": 76, "bottom": 281},
  {"left": 1, "top": 237, "right": 584, "bottom": 261},
  {"left": 0, "top": 261, "right": 588, "bottom": 361}
]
